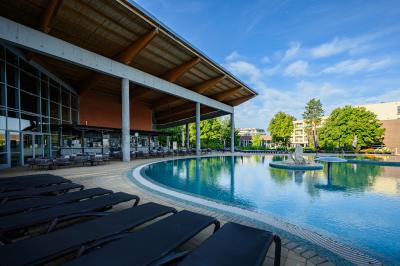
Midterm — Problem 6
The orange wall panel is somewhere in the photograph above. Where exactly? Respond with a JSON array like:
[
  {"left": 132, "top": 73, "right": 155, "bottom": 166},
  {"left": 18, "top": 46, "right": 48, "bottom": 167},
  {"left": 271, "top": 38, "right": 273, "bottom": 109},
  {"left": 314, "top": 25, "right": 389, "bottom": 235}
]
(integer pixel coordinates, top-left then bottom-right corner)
[
  {"left": 381, "top": 119, "right": 400, "bottom": 150},
  {"left": 79, "top": 91, "right": 152, "bottom": 131}
]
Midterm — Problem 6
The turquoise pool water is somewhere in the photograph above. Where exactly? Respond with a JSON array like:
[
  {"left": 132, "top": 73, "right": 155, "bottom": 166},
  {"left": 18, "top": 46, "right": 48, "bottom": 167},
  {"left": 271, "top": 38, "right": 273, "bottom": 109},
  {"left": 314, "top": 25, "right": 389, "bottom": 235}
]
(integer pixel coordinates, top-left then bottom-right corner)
[{"left": 142, "top": 155, "right": 400, "bottom": 265}]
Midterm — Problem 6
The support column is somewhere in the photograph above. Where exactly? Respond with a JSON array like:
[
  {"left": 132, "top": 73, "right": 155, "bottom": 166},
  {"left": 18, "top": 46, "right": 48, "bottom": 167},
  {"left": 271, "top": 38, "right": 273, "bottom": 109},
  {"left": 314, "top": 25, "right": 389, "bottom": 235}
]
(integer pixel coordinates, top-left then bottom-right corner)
[
  {"left": 186, "top": 123, "right": 190, "bottom": 149},
  {"left": 195, "top": 102, "right": 201, "bottom": 155},
  {"left": 230, "top": 112, "right": 235, "bottom": 153},
  {"left": 121, "top": 78, "right": 130, "bottom": 162}
]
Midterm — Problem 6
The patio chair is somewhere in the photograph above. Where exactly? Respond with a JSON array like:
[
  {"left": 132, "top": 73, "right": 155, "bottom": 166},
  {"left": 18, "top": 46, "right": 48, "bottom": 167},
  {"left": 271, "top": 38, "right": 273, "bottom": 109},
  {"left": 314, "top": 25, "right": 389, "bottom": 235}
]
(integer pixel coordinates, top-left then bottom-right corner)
[
  {"left": 0, "top": 188, "right": 112, "bottom": 216},
  {"left": 0, "top": 174, "right": 70, "bottom": 192},
  {"left": 63, "top": 210, "right": 220, "bottom": 266},
  {"left": 89, "top": 155, "right": 104, "bottom": 166},
  {"left": 35, "top": 158, "right": 55, "bottom": 170},
  {"left": 0, "top": 183, "right": 84, "bottom": 203},
  {"left": 69, "top": 155, "right": 86, "bottom": 166},
  {"left": 178, "top": 222, "right": 281, "bottom": 266},
  {"left": 148, "top": 150, "right": 158, "bottom": 158},
  {"left": 26, "top": 158, "right": 36, "bottom": 170},
  {"left": 0, "top": 202, "right": 176, "bottom": 266},
  {"left": 0, "top": 192, "right": 139, "bottom": 237},
  {"left": 156, "top": 150, "right": 165, "bottom": 157},
  {"left": 54, "top": 157, "right": 72, "bottom": 168}
]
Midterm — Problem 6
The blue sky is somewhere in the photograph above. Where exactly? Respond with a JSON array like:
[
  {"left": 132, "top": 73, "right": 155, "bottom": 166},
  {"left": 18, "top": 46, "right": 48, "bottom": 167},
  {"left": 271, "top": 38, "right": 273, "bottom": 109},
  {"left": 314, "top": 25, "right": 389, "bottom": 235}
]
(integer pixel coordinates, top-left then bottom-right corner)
[{"left": 132, "top": 0, "right": 400, "bottom": 129}]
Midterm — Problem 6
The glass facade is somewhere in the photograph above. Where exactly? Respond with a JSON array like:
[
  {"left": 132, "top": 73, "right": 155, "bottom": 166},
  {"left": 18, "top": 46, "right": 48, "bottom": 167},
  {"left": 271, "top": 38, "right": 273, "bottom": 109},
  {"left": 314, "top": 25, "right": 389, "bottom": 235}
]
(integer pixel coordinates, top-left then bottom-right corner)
[{"left": 0, "top": 44, "right": 79, "bottom": 168}]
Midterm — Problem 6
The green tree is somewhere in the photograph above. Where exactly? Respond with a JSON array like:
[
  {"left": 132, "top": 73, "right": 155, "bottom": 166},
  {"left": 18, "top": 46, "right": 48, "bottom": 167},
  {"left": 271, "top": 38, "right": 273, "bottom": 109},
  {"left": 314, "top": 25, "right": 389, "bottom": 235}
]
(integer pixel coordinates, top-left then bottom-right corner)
[
  {"left": 251, "top": 133, "right": 262, "bottom": 147},
  {"left": 267, "top": 112, "right": 294, "bottom": 146},
  {"left": 303, "top": 98, "right": 324, "bottom": 148},
  {"left": 188, "top": 117, "right": 239, "bottom": 149},
  {"left": 158, "top": 126, "right": 184, "bottom": 147},
  {"left": 318, "top": 106, "right": 385, "bottom": 150}
]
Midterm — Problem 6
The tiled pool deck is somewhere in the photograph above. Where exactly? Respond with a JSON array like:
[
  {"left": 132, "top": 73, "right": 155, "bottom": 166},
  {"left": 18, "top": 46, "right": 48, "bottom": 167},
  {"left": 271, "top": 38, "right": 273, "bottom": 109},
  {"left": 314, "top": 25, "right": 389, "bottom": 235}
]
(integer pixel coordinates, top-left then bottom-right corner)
[{"left": 0, "top": 154, "right": 382, "bottom": 266}]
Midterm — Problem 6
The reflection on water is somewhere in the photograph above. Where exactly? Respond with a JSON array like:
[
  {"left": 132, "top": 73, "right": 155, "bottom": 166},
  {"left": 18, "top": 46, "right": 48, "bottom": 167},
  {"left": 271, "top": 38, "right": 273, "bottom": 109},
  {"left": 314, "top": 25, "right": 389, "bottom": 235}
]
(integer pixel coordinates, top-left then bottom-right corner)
[{"left": 143, "top": 155, "right": 400, "bottom": 264}]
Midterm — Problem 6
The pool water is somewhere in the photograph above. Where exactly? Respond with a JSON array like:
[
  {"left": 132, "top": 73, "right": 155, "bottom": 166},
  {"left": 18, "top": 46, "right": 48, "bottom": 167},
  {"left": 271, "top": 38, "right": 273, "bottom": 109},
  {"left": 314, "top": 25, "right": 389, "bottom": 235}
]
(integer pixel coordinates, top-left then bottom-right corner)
[{"left": 142, "top": 155, "right": 400, "bottom": 264}]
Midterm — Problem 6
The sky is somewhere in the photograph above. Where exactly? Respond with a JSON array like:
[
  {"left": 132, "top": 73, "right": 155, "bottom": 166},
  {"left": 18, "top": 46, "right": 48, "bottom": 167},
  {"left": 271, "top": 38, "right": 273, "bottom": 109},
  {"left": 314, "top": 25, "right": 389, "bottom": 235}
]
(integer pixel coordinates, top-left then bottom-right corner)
[{"left": 132, "top": 0, "right": 400, "bottom": 130}]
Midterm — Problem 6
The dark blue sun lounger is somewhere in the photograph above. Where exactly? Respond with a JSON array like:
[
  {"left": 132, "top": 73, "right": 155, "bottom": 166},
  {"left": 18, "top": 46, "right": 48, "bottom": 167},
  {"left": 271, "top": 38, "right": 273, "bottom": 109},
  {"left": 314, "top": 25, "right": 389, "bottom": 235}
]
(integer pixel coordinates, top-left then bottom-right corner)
[
  {"left": 178, "top": 222, "right": 281, "bottom": 266},
  {"left": 63, "top": 210, "right": 220, "bottom": 266},
  {"left": 0, "top": 174, "right": 66, "bottom": 184},
  {"left": 0, "top": 174, "right": 69, "bottom": 189},
  {"left": 0, "top": 192, "right": 139, "bottom": 236},
  {"left": 0, "top": 187, "right": 112, "bottom": 216},
  {"left": 0, "top": 183, "right": 84, "bottom": 203},
  {"left": 0, "top": 202, "right": 176, "bottom": 266}
]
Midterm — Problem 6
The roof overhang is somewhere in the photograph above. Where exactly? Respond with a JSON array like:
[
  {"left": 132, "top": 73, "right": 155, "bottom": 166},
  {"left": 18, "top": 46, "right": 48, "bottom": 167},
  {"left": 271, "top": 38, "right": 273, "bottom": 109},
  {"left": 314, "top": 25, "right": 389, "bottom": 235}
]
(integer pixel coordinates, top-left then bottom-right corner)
[{"left": 0, "top": 0, "right": 257, "bottom": 125}]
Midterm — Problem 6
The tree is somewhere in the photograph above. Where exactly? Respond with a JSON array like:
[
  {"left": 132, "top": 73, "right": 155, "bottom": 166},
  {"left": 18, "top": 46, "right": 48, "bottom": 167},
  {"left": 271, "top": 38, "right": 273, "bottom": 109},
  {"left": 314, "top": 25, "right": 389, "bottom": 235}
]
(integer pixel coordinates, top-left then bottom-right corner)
[
  {"left": 318, "top": 106, "right": 385, "bottom": 150},
  {"left": 251, "top": 133, "right": 262, "bottom": 147},
  {"left": 188, "top": 117, "right": 239, "bottom": 149},
  {"left": 158, "top": 126, "right": 184, "bottom": 147},
  {"left": 303, "top": 98, "right": 324, "bottom": 148},
  {"left": 267, "top": 112, "right": 294, "bottom": 146}
]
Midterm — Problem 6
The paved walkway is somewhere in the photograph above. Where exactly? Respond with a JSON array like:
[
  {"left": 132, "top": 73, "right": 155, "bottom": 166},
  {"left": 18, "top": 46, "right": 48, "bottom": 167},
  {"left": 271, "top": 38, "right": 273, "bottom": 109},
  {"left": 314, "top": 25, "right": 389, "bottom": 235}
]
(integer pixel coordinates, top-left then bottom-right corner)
[{"left": 0, "top": 157, "right": 336, "bottom": 266}]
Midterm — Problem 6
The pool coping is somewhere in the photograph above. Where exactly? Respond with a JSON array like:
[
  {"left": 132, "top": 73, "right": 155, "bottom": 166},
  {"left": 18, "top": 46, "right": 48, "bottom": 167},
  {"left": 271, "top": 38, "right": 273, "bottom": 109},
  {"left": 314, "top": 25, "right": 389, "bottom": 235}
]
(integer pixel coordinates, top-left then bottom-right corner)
[
  {"left": 269, "top": 161, "right": 324, "bottom": 170},
  {"left": 129, "top": 156, "right": 384, "bottom": 266},
  {"left": 346, "top": 159, "right": 400, "bottom": 166}
]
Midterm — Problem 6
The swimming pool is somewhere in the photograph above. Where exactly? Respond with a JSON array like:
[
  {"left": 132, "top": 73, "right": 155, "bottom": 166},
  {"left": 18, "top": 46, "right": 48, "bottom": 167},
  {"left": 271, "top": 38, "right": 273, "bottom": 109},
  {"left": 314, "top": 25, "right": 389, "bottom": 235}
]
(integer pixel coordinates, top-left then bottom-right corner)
[{"left": 141, "top": 155, "right": 400, "bottom": 265}]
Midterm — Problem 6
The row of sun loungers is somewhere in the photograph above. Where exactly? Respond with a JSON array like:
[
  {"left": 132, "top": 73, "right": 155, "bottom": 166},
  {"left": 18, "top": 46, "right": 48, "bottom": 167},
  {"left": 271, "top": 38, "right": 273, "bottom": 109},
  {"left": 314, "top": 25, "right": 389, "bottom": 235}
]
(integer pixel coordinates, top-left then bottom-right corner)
[
  {"left": 238, "top": 149, "right": 289, "bottom": 154},
  {"left": 0, "top": 174, "right": 281, "bottom": 266},
  {"left": 28, "top": 155, "right": 110, "bottom": 170},
  {"left": 133, "top": 148, "right": 212, "bottom": 159}
]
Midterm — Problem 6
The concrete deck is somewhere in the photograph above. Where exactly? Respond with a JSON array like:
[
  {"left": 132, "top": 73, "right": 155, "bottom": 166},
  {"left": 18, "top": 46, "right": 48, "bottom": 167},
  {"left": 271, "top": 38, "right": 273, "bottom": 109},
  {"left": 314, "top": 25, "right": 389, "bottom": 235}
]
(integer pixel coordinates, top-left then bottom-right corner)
[{"left": 0, "top": 157, "right": 336, "bottom": 266}]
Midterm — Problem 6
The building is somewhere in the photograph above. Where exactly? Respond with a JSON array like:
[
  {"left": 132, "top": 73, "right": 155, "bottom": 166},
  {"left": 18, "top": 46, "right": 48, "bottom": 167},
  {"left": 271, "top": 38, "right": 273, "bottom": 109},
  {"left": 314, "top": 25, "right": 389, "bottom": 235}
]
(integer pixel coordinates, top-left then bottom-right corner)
[
  {"left": 0, "top": 0, "right": 256, "bottom": 168},
  {"left": 359, "top": 102, "right": 400, "bottom": 153},
  {"left": 291, "top": 102, "right": 400, "bottom": 152},
  {"left": 291, "top": 118, "right": 327, "bottom": 147},
  {"left": 358, "top": 101, "right": 400, "bottom": 120},
  {"left": 237, "top": 128, "right": 272, "bottom": 147}
]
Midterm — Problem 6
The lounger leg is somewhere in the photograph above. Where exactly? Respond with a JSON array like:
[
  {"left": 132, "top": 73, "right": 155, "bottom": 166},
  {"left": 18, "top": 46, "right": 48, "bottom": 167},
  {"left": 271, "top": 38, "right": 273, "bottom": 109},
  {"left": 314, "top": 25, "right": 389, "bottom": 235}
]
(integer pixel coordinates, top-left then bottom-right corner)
[
  {"left": 132, "top": 196, "right": 140, "bottom": 207},
  {"left": 273, "top": 235, "right": 281, "bottom": 266},
  {"left": 213, "top": 220, "right": 221, "bottom": 232}
]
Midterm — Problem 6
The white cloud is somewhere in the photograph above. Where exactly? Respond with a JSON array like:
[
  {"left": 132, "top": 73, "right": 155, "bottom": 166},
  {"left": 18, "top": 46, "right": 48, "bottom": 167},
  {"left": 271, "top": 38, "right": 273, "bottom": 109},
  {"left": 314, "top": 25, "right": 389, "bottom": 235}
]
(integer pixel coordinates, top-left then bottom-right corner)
[
  {"left": 225, "top": 51, "right": 242, "bottom": 61},
  {"left": 261, "top": 56, "right": 270, "bottom": 64},
  {"left": 284, "top": 60, "right": 309, "bottom": 77},
  {"left": 282, "top": 42, "right": 301, "bottom": 61},
  {"left": 307, "top": 30, "right": 388, "bottom": 58},
  {"left": 223, "top": 51, "right": 400, "bottom": 129},
  {"left": 322, "top": 58, "right": 393, "bottom": 75},
  {"left": 224, "top": 60, "right": 265, "bottom": 89}
]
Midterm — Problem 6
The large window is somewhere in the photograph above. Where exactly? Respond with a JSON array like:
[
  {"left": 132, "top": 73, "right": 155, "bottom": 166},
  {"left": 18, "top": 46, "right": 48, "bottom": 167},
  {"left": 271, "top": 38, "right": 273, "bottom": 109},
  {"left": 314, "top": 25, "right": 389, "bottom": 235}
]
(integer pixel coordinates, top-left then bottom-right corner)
[{"left": 0, "top": 44, "right": 79, "bottom": 166}]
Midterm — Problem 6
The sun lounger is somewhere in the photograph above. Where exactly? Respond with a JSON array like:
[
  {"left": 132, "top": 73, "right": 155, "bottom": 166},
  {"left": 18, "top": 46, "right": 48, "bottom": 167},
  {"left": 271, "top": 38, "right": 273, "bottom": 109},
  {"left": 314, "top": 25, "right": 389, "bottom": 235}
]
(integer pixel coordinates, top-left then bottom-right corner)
[
  {"left": 0, "top": 174, "right": 63, "bottom": 183},
  {"left": 0, "top": 202, "right": 175, "bottom": 266},
  {"left": 0, "top": 183, "right": 84, "bottom": 203},
  {"left": 0, "top": 192, "right": 139, "bottom": 236},
  {"left": 178, "top": 222, "right": 281, "bottom": 266},
  {"left": 63, "top": 210, "right": 220, "bottom": 266},
  {"left": 0, "top": 188, "right": 112, "bottom": 216},
  {"left": 0, "top": 174, "right": 70, "bottom": 192}
]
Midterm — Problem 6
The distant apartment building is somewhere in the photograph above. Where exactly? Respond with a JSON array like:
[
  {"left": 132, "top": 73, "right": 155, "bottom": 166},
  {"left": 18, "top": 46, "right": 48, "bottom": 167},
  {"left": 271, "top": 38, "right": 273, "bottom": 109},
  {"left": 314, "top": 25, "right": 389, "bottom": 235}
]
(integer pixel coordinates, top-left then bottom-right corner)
[
  {"left": 237, "top": 128, "right": 272, "bottom": 147},
  {"left": 290, "top": 101, "right": 400, "bottom": 152},
  {"left": 291, "top": 117, "right": 327, "bottom": 147}
]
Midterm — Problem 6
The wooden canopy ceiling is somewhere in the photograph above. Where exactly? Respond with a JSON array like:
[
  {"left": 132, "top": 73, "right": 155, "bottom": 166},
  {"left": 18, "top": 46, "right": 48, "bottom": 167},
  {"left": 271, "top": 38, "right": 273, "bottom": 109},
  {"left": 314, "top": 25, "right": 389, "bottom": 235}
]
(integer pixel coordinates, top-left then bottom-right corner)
[{"left": 0, "top": 0, "right": 257, "bottom": 126}]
